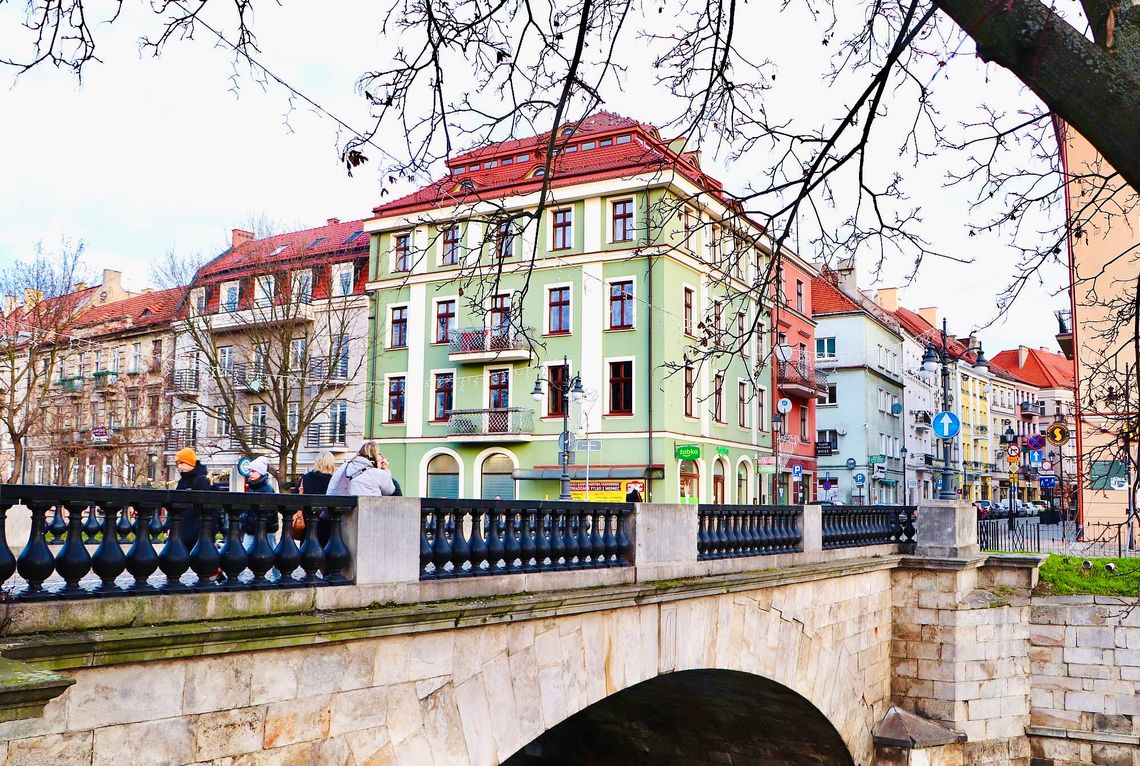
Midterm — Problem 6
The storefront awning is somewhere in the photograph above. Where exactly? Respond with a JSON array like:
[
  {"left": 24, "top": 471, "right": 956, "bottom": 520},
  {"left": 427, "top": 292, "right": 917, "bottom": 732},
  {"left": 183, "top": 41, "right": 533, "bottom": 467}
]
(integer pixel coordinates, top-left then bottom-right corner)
[{"left": 514, "top": 465, "right": 666, "bottom": 481}]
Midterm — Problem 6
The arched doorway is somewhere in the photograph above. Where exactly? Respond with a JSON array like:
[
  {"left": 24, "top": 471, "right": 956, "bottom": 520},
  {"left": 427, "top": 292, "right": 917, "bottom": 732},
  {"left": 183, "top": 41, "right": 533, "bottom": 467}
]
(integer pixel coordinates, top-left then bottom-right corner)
[
  {"left": 425, "top": 453, "right": 460, "bottom": 498},
  {"left": 712, "top": 460, "right": 726, "bottom": 504},
  {"left": 504, "top": 669, "right": 855, "bottom": 765},
  {"left": 480, "top": 453, "right": 516, "bottom": 499},
  {"left": 737, "top": 463, "right": 749, "bottom": 505},
  {"left": 679, "top": 460, "right": 699, "bottom": 503}
]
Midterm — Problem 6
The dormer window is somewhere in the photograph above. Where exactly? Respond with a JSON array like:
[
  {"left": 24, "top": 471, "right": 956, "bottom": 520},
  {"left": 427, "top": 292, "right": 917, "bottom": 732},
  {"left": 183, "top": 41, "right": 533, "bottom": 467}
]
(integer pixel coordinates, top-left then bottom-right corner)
[
  {"left": 270, "top": 245, "right": 287, "bottom": 256},
  {"left": 516, "top": 153, "right": 530, "bottom": 162},
  {"left": 533, "top": 167, "right": 546, "bottom": 177},
  {"left": 561, "top": 126, "right": 575, "bottom": 136},
  {"left": 455, "top": 167, "right": 466, "bottom": 175},
  {"left": 600, "top": 138, "right": 613, "bottom": 147},
  {"left": 469, "top": 163, "right": 481, "bottom": 171},
  {"left": 564, "top": 145, "right": 577, "bottom": 153},
  {"left": 616, "top": 134, "right": 632, "bottom": 144},
  {"left": 581, "top": 141, "right": 595, "bottom": 150},
  {"left": 484, "top": 160, "right": 497, "bottom": 169},
  {"left": 501, "top": 157, "right": 514, "bottom": 166},
  {"left": 460, "top": 179, "right": 476, "bottom": 191}
]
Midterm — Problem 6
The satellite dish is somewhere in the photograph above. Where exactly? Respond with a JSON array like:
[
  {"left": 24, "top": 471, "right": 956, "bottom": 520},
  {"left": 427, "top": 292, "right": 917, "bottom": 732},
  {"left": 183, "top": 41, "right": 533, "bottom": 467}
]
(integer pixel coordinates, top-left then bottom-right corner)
[{"left": 836, "top": 425, "right": 848, "bottom": 436}]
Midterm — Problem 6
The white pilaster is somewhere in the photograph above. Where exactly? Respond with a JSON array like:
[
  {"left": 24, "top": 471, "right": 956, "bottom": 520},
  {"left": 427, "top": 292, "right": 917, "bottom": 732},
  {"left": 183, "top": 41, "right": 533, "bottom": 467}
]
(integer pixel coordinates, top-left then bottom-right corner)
[{"left": 407, "top": 282, "right": 427, "bottom": 437}]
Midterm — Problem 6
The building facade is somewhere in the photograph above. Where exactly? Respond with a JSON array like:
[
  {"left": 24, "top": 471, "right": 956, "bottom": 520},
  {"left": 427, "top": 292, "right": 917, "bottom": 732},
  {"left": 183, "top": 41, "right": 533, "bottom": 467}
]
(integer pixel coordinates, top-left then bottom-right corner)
[{"left": 363, "top": 113, "right": 776, "bottom": 502}]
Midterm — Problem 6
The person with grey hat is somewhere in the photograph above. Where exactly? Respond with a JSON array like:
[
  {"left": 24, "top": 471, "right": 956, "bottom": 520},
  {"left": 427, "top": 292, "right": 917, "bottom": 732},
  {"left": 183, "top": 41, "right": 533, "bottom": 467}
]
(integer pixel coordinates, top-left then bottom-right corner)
[{"left": 240, "top": 456, "right": 279, "bottom": 551}]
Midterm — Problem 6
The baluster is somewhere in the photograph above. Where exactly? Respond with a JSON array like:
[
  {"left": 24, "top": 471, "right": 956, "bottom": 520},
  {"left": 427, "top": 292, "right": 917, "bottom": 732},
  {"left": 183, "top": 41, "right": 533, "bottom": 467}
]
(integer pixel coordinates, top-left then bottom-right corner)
[
  {"left": 714, "top": 509, "right": 730, "bottom": 558},
  {"left": 245, "top": 506, "right": 275, "bottom": 587},
  {"left": 486, "top": 509, "right": 505, "bottom": 571},
  {"left": 321, "top": 505, "right": 351, "bottom": 583},
  {"left": 125, "top": 502, "right": 161, "bottom": 590},
  {"left": 0, "top": 501, "right": 18, "bottom": 591},
  {"left": 431, "top": 510, "right": 452, "bottom": 577},
  {"left": 730, "top": 510, "right": 744, "bottom": 556},
  {"left": 534, "top": 509, "right": 552, "bottom": 569},
  {"left": 468, "top": 507, "right": 489, "bottom": 574},
  {"left": 47, "top": 504, "right": 66, "bottom": 543},
  {"left": 188, "top": 501, "right": 222, "bottom": 587},
  {"left": 451, "top": 508, "right": 473, "bottom": 577},
  {"left": 157, "top": 504, "right": 192, "bottom": 590},
  {"left": 82, "top": 503, "right": 101, "bottom": 543},
  {"left": 590, "top": 509, "right": 606, "bottom": 565},
  {"left": 550, "top": 510, "right": 567, "bottom": 569},
  {"left": 697, "top": 509, "right": 709, "bottom": 559},
  {"left": 116, "top": 506, "right": 133, "bottom": 540},
  {"left": 299, "top": 506, "right": 326, "bottom": 582},
  {"left": 759, "top": 508, "right": 775, "bottom": 553},
  {"left": 274, "top": 503, "right": 302, "bottom": 583},
  {"left": 603, "top": 509, "right": 619, "bottom": 564},
  {"left": 562, "top": 508, "right": 579, "bottom": 567},
  {"left": 16, "top": 501, "right": 55, "bottom": 598},
  {"left": 148, "top": 507, "right": 164, "bottom": 542},
  {"left": 614, "top": 510, "right": 632, "bottom": 565},
  {"left": 55, "top": 499, "right": 92, "bottom": 596},
  {"left": 518, "top": 507, "right": 537, "bottom": 572},
  {"left": 92, "top": 503, "right": 128, "bottom": 591},
  {"left": 743, "top": 510, "right": 758, "bottom": 554},
  {"left": 573, "top": 507, "right": 590, "bottom": 564},
  {"left": 787, "top": 507, "right": 804, "bottom": 552},
  {"left": 420, "top": 510, "right": 434, "bottom": 577},
  {"left": 503, "top": 511, "right": 522, "bottom": 572},
  {"left": 218, "top": 505, "right": 248, "bottom": 587},
  {"left": 902, "top": 509, "right": 917, "bottom": 549}
]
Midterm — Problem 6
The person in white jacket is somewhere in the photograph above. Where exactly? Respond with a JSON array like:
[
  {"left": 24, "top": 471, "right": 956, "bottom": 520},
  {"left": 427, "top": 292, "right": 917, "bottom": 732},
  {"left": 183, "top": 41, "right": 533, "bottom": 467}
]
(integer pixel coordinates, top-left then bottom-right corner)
[{"left": 328, "top": 442, "right": 397, "bottom": 496}]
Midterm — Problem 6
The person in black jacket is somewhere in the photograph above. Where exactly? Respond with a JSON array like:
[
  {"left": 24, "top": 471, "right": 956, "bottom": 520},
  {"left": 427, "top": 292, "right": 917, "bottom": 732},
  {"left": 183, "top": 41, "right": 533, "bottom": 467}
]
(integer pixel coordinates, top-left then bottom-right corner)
[
  {"left": 240, "top": 456, "right": 279, "bottom": 551},
  {"left": 296, "top": 451, "right": 336, "bottom": 546},
  {"left": 174, "top": 448, "right": 214, "bottom": 548}
]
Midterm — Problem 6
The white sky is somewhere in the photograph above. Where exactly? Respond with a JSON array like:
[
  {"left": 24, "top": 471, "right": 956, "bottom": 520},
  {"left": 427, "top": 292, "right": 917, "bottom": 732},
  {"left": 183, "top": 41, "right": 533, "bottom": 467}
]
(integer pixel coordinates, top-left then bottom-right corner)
[{"left": 0, "top": 1, "right": 1070, "bottom": 356}]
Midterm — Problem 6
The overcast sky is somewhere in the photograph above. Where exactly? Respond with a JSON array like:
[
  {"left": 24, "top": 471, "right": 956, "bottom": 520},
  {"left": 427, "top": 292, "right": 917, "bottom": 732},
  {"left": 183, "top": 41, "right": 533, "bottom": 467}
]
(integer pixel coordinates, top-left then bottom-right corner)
[{"left": 0, "top": 1, "right": 1070, "bottom": 356}]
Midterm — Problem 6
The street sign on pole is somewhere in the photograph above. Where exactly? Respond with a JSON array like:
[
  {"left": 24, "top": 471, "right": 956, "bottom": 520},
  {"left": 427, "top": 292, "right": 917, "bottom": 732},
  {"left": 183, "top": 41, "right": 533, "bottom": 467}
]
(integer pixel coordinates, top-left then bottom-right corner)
[
  {"left": 845, "top": 458, "right": 857, "bottom": 470},
  {"left": 1028, "top": 449, "right": 1043, "bottom": 465},
  {"left": 854, "top": 473, "right": 866, "bottom": 486},
  {"left": 932, "top": 411, "right": 961, "bottom": 439},
  {"left": 1006, "top": 444, "right": 1022, "bottom": 459},
  {"left": 1027, "top": 433, "right": 1045, "bottom": 451},
  {"left": 1039, "top": 477, "right": 1057, "bottom": 489},
  {"left": 792, "top": 465, "right": 803, "bottom": 479},
  {"left": 575, "top": 439, "right": 602, "bottom": 452},
  {"left": 1046, "top": 423, "right": 1071, "bottom": 446},
  {"left": 777, "top": 398, "right": 793, "bottom": 415},
  {"left": 868, "top": 454, "right": 886, "bottom": 464},
  {"left": 1040, "top": 460, "right": 1054, "bottom": 473}
]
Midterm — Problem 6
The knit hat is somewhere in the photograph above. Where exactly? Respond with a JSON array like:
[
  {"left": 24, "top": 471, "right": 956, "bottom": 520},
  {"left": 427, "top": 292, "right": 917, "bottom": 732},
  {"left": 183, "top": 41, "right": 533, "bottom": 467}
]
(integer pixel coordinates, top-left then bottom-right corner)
[
  {"left": 175, "top": 448, "right": 197, "bottom": 466},
  {"left": 247, "top": 456, "right": 270, "bottom": 476}
]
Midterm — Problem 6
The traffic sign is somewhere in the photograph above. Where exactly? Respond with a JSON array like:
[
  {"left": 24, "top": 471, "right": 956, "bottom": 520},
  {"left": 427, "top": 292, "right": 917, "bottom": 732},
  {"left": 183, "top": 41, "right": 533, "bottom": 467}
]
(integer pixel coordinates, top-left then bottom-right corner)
[
  {"left": 1039, "top": 477, "right": 1057, "bottom": 489},
  {"left": 1006, "top": 444, "right": 1022, "bottom": 459},
  {"left": 854, "top": 472, "right": 866, "bottom": 486},
  {"left": 1046, "top": 423, "right": 1071, "bottom": 446},
  {"left": 823, "top": 479, "right": 831, "bottom": 490},
  {"left": 891, "top": 402, "right": 903, "bottom": 415},
  {"left": 575, "top": 439, "right": 602, "bottom": 451},
  {"left": 845, "top": 458, "right": 857, "bottom": 470},
  {"left": 1041, "top": 460, "right": 1054, "bottom": 472},
  {"left": 932, "top": 411, "right": 960, "bottom": 439},
  {"left": 1110, "top": 477, "right": 1129, "bottom": 491},
  {"left": 1027, "top": 433, "right": 1045, "bottom": 451},
  {"left": 777, "top": 398, "right": 793, "bottom": 415},
  {"left": 237, "top": 456, "right": 252, "bottom": 477},
  {"left": 1028, "top": 449, "right": 1043, "bottom": 465},
  {"left": 792, "top": 464, "right": 803, "bottom": 479},
  {"left": 559, "top": 432, "right": 572, "bottom": 451},
  {"left": 868, "top": 454, "right": 886, "bottom": 464}
]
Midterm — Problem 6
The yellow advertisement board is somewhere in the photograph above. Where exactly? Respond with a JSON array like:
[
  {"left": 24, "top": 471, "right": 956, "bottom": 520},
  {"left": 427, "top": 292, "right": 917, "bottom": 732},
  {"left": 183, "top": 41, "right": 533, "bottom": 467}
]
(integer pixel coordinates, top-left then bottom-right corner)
[{"left": 569, "top": 479, "right": 646, "bottom": 502}]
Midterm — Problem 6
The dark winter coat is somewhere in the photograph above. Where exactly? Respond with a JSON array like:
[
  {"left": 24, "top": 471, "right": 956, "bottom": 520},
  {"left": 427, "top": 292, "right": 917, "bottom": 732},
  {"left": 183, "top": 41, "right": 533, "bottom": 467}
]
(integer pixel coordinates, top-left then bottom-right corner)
[
  {"left": 240, "top": 473, "right": 279, "bottom": 535},
  {"left": 298, "top": 469, "right": 334, "bottom": 546},
  {"left": 175, "top": 462, "right": 216, "bottom": 547}
]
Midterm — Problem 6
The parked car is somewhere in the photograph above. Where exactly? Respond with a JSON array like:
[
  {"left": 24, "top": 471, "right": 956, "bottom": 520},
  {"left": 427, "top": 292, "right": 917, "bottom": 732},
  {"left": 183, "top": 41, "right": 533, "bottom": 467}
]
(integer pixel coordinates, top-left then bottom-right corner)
[
  {"left": 987, "top": 502, "right": 1011, "bottom": 519},
  {"left": 973, "top": 500, "right": 994, "bottom": 520}
]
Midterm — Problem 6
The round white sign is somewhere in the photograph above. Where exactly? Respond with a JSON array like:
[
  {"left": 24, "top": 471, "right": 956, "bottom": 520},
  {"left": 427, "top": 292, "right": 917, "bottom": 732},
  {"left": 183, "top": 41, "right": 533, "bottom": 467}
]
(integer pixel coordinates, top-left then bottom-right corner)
[{"left": 777, "top": 398, "right": 793, "bottom": 415}]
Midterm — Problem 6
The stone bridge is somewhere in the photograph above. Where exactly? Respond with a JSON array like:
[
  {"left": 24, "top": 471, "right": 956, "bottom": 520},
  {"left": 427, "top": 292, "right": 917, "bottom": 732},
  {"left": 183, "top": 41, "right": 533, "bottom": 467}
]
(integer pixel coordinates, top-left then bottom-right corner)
[{"left": 0, "top": 496, "right": 1057, "bottom": 765}]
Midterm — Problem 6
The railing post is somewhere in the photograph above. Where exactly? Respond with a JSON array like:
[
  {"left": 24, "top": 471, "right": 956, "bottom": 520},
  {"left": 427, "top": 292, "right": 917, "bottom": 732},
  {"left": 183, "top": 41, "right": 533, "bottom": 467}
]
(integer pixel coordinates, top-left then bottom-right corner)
[
  {"left": 349, "top": 496, "right": 421, "bottom": 585},
  {"left": 914, "top": 499, "right": 979, "bottom": 558},
  {"left": 801, "top": 504, "right": 821, "bottom": 554},
  {"left": 633, "top": 503, "right": 696, "bottom": 578}
]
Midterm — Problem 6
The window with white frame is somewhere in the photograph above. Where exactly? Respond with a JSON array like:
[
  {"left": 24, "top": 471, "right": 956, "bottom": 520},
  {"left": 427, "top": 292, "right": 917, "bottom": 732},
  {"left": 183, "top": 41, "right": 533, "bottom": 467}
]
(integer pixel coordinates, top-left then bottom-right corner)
[
  {"left": 332, "top": 263, "right": 354, "bottom": 297},
  {"left": 221, "top": 281, "right": 240, "bottom": 312},
  {"left": 255, "top": 276, "right": 275, "bottom": 307},
  {"left": 816, "top": 337, "right": 836, "bottom": 359},
  {"left": 190, "top": 287, "right": 206, "bottom": 315},
  {"left": 292, "top": 270, "right": 313, "bottom": 303},
  {"left": 818, "top": 383, "right": 838, "bottom": 406}
]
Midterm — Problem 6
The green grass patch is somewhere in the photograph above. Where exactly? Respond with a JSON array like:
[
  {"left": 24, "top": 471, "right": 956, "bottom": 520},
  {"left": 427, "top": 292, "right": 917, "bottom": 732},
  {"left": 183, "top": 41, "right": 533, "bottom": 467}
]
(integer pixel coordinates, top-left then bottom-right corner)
[{"left": 1036, "top": 554, "right": 1140, "bottom": 597}]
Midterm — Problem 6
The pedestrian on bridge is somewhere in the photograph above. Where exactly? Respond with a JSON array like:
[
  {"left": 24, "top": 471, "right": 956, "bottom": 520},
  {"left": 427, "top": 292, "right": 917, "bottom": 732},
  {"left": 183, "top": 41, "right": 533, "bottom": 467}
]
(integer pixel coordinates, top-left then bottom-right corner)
[
  {"left": 329, "top": 442, "right": 396, "bottom": 497},
  {"left": 293, "top": 451, "right": 336, "bottom": 547},
  {"left": 240, "top": 456, "right": 279, "bottom": 551},
  {"left": 174, "top": 448, "right": 216, "bottom": 549}
]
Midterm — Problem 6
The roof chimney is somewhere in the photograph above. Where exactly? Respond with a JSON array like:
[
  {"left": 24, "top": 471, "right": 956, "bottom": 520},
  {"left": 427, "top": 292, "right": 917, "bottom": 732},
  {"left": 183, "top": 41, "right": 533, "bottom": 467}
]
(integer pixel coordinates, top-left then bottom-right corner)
[
  {"left": 1018, "top": 345, "right": 1029, "bottom": 367},
  {"left": 834, "top": 257, "right": 859, "bottom": 294},
  {"left": 101, "top": 269, "right": 122, "bottom": 295},
  {"left": 23, "top": 288, "right": 43, "bottom": 308},
  {"left": 918, "top": 307, "right": 938, "bottom": 326},
  {"left": 3, "top": 295, "right": 17, "bottom": 316},
  {"left": 74, "top": 282, "right": 87, "bottom": 293},
  {"left": 327, "top": 217, "right": 341, "bottom": 226},
  {"left": 876, "top": 287, "right": 898, "bottom": 312},
  {"left": 231, "top": 229, "right": 255, "bottom": 249}
]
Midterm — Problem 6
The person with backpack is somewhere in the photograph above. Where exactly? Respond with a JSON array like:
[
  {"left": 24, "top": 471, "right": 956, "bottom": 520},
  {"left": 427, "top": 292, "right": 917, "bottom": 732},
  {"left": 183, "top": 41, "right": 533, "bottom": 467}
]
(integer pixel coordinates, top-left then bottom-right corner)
[{"left": 328, "top": 442, "right": 396, "bottom": 497}]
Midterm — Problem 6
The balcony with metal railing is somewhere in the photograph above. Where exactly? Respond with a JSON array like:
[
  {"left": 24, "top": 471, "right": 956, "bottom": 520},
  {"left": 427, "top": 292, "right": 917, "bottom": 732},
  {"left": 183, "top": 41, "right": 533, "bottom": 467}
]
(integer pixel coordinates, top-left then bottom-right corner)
[
  {"left": 307, "top": 355, "right": 351, "bottom": 387},
  {"left": 1019, "top": 401, "right": 1045, "bottom": 418},
  {"left": 777, "top": 362, "right": 829, "bottom": 398},
  {"left": 230, "top": 425, "right": 273, "bottom": 451},
  {"left": 170, "top": 369, "right": 200, "bottom": 396},
  {"left": 1055, "top": 309, "right": 1073, "bottom": 360},
  {"left": 448, "top": 327, "right": 533, "bottom": 363},
  {"left": 306, "top": 423, "right": 349, "bottom": 448},
  {"left": 204, "top": 292, "right": 316, "bottom": 333},
  {"left": 444, "top": 408, "right": 535, "bottom": 440},
  {"left": 164, "top": 428, "right": 199, "bottom": 451},
  {"left": 912, "top": 410, "right": 932, "bottom": 431},
  {"left": 231, "top": 362, "right": 269, "bottom": 393}
]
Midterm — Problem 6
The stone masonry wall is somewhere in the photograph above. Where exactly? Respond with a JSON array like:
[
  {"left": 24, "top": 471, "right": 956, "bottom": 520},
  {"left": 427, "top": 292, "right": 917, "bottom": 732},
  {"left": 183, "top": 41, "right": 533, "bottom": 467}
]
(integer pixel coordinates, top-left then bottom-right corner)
[
  {"left": 0, "top": 570, "right": 894, "bottom": 766},
  {"left": 1029, "top": 596, "right": 1140, "bottom": 766}
]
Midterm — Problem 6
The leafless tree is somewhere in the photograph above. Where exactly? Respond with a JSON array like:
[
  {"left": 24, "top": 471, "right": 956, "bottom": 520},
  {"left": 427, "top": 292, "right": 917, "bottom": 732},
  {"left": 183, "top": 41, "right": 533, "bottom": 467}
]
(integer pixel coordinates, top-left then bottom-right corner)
[{"left": 0, "top": 239, "right": 90, "bottom": 483}]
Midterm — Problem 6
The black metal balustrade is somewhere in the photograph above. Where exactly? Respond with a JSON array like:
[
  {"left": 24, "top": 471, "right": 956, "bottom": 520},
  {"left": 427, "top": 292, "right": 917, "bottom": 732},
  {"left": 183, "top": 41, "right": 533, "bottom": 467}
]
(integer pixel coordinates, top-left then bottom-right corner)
[
  {"left": 821, "top": 505, "right": 916, "bottom": 550},
  {"left": 697, "top": 505, "right": 803, "bottom": 559},
  {"left": 419, "top": 498, "right": 633, "bottom": 579},
  {"left": 0, "top": 485, "right": 356, "bottom": 600}
]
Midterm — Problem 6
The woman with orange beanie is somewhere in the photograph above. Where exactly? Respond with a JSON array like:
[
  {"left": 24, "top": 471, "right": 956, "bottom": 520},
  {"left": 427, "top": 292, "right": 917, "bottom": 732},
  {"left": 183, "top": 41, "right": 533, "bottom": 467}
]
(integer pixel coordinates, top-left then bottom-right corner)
[{"left": 175, "top": 447, "right": 214, "bottom": 547}]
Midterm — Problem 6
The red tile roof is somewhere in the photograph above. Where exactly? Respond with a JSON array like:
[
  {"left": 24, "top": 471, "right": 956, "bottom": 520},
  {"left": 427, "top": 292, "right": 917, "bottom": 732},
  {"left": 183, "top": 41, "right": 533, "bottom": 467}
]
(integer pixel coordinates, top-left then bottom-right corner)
[
  {"left": 0, "top": 287, "right": 99, "bottom": 344},
  {"left": 371, "top": 111, "right": 729, "bottom": 217},
  {"left": 890, "top": 306, "right": 978, "bottom": 364},
  {"left": 72, "top": 287, "right": 184, "bottom": 336},
  {"left": 197, "top": 218, "right": 369, "bottom": 283},
  {"left": 810, "top": 277, "right": 862, "bottom": 315},
  {"left": 991, "top": 348, "right": 1075, "bottom": 389}
]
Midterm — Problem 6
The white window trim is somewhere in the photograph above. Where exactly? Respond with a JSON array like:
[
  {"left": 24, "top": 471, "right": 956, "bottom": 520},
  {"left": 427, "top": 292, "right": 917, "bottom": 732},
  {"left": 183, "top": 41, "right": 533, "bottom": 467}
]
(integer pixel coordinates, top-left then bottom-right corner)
[
  {"left": 221, "top": 280, "right": 240, "bottom": 312},
  {"left": 536, "top": 359, "right": 574, "bottom": 416},
  {"left": 389, "top": 232, "right": 414, "bottom": 274},
  {"left": 292, "top": 269, "right": 313, "bottom": 300},
  {"left": 604, "top": 275, "right": 638, "bottom": 331},
  {"left": 485, "top": 367, "right": 513, "bottom": 410},
  {"left": 189, "top": 287, "right": 206, "bottom": 316},
  {"left": 757, "top": 384, "right": 769, "bottom": 431},
  {"left": 608, "top": 196, "right": 637, "bottom": 244},
  {"left": 331, "top": 262, "right": 355, "bottom": 297},
  {"left": 431, "top": 296, "right": 459, "bottom": 345},
  {"left": 383, "top": 372, "right": 409, "bottom": 424},
  {"left": 439, "top": 222, "right": 462, "bottom": 267},
  {"left": 604, "top": 355, "right": 636, "bottom": 417},
  {"left": 429, "top": 367, "right": 458, "bottom": 421},
  {"left": 681, "top": 281, "right": 697, "bottom": 338},
  {"left": 419, "top": 447, "right": 467, "bottom": 499},
  {"left": 737, "top": 377, "right": 750, "bottom": 430},
  {"left": 543, "top": 282, "right": 574, "bottom": 336},
  {"left": 254, "top": 275, "right": 275, "bottom": 307},
  {"left": 387, "top": 303, "right": 410, "bottom": 350}
]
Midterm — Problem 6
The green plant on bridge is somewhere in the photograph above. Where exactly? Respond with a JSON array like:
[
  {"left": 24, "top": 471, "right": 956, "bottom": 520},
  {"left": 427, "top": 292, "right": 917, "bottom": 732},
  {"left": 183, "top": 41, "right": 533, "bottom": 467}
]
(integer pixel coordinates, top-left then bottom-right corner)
[{"left": 1036, "top": 555, "right": 1140, "bottom": 597}]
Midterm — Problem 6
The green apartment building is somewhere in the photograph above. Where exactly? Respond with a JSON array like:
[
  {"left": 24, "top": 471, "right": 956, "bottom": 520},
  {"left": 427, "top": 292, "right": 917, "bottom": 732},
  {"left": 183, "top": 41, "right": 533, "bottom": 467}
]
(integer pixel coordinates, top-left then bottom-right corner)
[{"left": 362, "top": 113, "right": 775, "bottom": 503}]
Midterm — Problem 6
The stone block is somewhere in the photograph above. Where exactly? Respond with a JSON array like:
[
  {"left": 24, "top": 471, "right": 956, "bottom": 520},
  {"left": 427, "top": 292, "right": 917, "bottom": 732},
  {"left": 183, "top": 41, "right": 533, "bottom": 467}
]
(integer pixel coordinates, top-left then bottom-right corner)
[
  {"left": 330, "top": 687, "right": 388, "bottom": 736},
  {"left": 1091, "top": 743, "right": 1134, "bottom": 766},
  {"left": 1064, "top": 647, "right": 1108, "bottom": 665},
  {"left": 249, "top": 651, "right": 300, "bottom": 704},
  {"left": 453, "top": 674, "right": 495, "bottom": 766},
  {"left": 183, "top": 654, "right": 254, "bottom": 714},
  {"left": 345, "top": 727, "right": 394, "bottom": 766},
  {"left": 67, "top": 664, "right": 185, "bottom": 728},
  {"left": 968, "top": 696, "right": 1005, "bottom": 721},
  {"left": 1115, "top": 649, "right": 1140, "bottom": 667},
  {"left": 1030, "top": 708, "right": 1088, "bottom": 730},
  {"left": 633, "top": 503, "right": 699, "bottom": 564},
  {"left": 263, "top": 694, "right": 332, "bottom": 748},
  {"left": 352, "top": 496, "right": 422, "bottom": 585},
  {"left": 383, "top": 683, "right": 423, "bottom": 746},
  {"left": 1077, "top": 627, "right": 1118, "bottom": 649},
  {"left": 231, "top": 740, "right": 316, "bottom": 766},
  {"left": 420, "top": 684, "right": 468, "bottom": 766},
  {"left": 1067, "top": 663, "right": 1118, "bottom": 681},
  {"left": 93, "top": 718, "right": 195, "bottom": 766},
  {"left": 1115, "top": 693, "right": 1140, "bottom": 715},
  {"left": 194, "top": 707, "right": 265, "bottom": 761},
  {"left": 1066, "top": 691, "right": 1107, "bottom": 714},
  {"left": 6, "top": 730, "right": 93, "bottom": 766}
]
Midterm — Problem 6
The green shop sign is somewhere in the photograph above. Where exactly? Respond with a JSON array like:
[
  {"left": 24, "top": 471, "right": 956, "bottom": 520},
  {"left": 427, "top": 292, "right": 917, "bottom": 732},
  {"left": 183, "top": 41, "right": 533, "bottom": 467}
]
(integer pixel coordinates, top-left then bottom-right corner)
[
  {"left": 675, "top": 444, "right": 702, "bottom": 460},
  {"left": 715, "top": 446, "right": 730, "bottom": 456},
  {"left": 868, "top": 454, "right": 887, "bottom": 464}
]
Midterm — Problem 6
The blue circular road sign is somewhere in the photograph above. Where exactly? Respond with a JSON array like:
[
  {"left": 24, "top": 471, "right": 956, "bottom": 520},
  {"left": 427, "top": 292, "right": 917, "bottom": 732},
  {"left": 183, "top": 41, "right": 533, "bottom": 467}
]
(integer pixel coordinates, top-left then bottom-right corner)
[
  {"left": 932, "top": 411, "right": 961, "bottom": 439},
  {"left": 237, "top": 456, "right": 253, "bottom": 477},
  {"left": 854, "top": 472, "right": 867, "bottom": 486},
  {"left": 845, "top": 458, "right": 857, "bottom": 470}
]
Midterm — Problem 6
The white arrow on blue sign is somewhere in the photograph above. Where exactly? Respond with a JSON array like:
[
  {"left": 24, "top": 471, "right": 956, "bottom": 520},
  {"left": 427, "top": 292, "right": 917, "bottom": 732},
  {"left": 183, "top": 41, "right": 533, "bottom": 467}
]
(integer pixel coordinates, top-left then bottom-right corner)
[
  {"left": 932, "top": 411, "right": 961, "bottom": 439},
  {"left": 854, "top": 472, "right": 866, "bottom": 486},
  {"left": 1028, "top": 449, "right": 1043, "bottom": 465}
]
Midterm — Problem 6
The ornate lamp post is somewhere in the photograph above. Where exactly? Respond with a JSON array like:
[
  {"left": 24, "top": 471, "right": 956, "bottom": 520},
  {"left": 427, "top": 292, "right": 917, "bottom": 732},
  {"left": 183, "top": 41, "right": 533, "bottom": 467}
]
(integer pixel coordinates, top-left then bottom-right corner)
[
  {"left": 899, "top": 445, "right": 909, "bottom": 505},
  {"left": 531, "top": 357, "right": 584, "bottom": 501},
  {"left": 1002, "top": 422, "right": 1017, "bottom": 530},
  {"left": 771, "top": 412, "right": 784, "bottom": 505}
]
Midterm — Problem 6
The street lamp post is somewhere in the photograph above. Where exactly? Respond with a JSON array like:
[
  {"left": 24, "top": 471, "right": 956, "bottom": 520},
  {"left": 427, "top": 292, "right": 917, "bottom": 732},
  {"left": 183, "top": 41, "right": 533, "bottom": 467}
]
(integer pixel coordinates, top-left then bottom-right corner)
[
  {"left": 1002, "top": 422, "right": 1017, "bottom": 531},
  {"left": 772, "top": 412, "right": 784, "bottom": 505},
  {"left": 531, "top": 357, "right": 584, "bottom": 501},
  {"left": 899, "top": 446, "right": 909, "bottom": 505},
  {"left": 921, "top": 318, "right": 989, "bottom": 502}
]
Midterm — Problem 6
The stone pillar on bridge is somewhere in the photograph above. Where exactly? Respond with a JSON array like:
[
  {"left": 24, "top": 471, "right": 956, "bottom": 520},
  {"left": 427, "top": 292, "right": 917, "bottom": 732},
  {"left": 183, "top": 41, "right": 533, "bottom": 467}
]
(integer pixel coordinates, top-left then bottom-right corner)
[{"left": 886, "top": 499, "right": 1040, "bottom": 766}]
